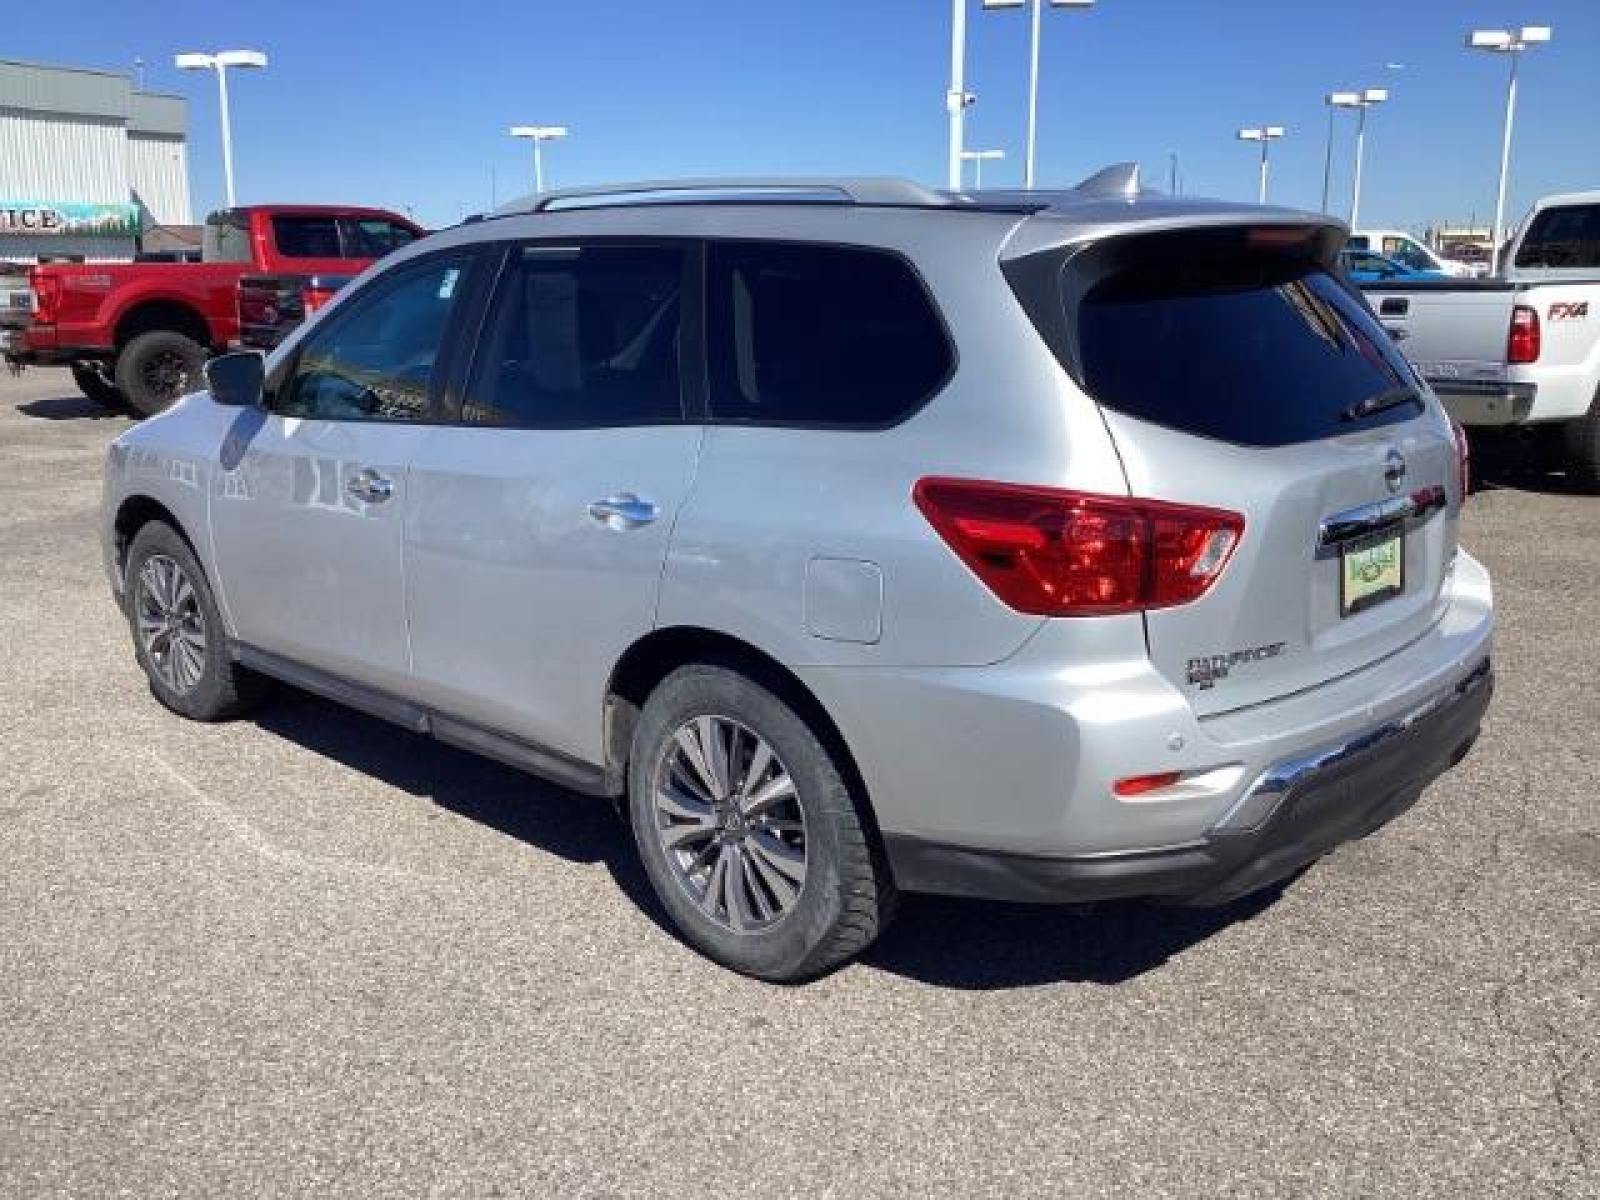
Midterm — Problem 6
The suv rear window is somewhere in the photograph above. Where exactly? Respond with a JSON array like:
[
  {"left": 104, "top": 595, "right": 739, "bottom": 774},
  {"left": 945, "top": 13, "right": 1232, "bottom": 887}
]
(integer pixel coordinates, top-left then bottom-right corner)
[
  {"left": 1514, "top": 203, "right": 1600, "bottom": 270},
  {"left": 707, "top": 241, "right": 953, "bottom": 426},
  {"left": 1069, "top": 240, "right": 1421, "bottom": 446}
]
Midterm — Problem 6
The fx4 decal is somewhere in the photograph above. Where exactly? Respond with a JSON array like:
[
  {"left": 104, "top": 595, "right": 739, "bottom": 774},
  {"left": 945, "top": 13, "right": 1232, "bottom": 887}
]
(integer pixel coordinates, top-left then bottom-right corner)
[{"left": 1549, "top": 301, "right": 1589, "bottom": 322}]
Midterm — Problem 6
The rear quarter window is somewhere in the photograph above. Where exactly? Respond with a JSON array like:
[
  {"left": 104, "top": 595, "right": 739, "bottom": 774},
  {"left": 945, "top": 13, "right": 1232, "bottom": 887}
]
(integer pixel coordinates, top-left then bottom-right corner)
[{"left": 706, "top": 241, "right": 954, "bottom": 427}]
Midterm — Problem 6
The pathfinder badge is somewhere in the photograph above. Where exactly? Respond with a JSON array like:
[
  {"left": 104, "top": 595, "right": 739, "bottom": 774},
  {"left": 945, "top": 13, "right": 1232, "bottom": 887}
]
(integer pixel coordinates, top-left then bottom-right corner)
[{"left": 1186, "top": 642, "right": 1288, "bottom": 689}]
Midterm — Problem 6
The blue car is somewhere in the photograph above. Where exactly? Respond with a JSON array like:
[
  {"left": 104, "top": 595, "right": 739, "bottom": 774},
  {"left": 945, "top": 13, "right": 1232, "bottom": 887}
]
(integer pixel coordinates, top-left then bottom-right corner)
[{"left": 1339, "top": 248, "right": 1447, "bottom": 283}]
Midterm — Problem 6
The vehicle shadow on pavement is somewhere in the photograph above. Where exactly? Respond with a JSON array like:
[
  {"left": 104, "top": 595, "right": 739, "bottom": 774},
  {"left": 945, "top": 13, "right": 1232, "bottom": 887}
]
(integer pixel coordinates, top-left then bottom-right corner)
[
  {"left": 1469, "top": 431, "right": 1592, "bottom": 497},
  {"left": 251, "top": 687, "right": 1288, "bottom": 991},
  {"left": 861, "top": 887, "right": 1285, "bottom": 990},
  {"left": 17, "top": 393, "right": 125, "bottom": 421}
]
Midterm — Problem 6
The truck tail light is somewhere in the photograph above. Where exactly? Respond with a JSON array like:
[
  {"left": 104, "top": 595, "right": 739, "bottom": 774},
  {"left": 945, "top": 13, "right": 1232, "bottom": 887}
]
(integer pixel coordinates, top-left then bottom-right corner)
[
  {"left": 1451, "top": 418, "right": 1471, "bottom": 497},
  {"left": 913, "top": 478, "right": 1244, "bottom": 616},
  {"left": 29, "top": 269, "right": 59, "bottom": 324},
  {"left": 301, "top": 282, "right": 337, "bottom": 315},
  {"left": 1507, "top": 304, "right": 1541, "bottom": 364}
]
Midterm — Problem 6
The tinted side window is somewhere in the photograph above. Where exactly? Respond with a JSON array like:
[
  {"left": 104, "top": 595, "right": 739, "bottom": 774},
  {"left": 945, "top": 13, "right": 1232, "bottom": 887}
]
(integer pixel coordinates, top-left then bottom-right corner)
[
  {"left": 463, "top": 244, "right": 684, "bottom": 427},
  {"left": 273, "top": 215, "right": 343, "bottom": 259},
  {"left": 345, "top": 218, "right": 420, "bottom": 258},
  {"left": 1514, "top": 204, "right": 1600, "bottom": 269},
  {"left": 706, "top": 242, "right": 953, "bottom": 426},
  {"left": 203, "top": 210, "right": 252, "bottom": 262},
  {"left": 276, "top": 256, "right": 469, "bottom": 422},
  {"left": 1076, "top": 257, "right": 1419, "bottom": 447}
]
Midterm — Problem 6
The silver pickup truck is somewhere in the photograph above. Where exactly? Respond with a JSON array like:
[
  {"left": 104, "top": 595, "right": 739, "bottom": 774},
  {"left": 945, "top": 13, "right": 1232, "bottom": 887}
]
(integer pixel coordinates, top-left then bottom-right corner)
[{"left": 1361, "top": 190, "right": 1600, "bottom": 490}]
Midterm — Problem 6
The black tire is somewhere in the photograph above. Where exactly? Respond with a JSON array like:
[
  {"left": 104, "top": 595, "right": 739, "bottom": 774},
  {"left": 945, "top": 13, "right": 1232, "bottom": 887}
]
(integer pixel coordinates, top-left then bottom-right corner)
[
  {"left": 1561, "top": 393, "right": 1600, "bottom": 493},
  {"left": 124, "top": 521, "right": 264, "bottom": 721},
  {"left": 627, "top": 663, "right": 895, "bottom": 981},
  {"left": 70, "top": 362, "right": 124, "bottom": 408},
  {"left": 113, "top": 330, "right": 208, "bottom": 418}
]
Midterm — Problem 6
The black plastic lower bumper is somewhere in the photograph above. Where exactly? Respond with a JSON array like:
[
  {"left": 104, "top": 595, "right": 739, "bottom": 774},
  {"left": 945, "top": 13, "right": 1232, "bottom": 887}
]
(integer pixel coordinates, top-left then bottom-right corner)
[{"left": 884, "top": 660, "right": 1493, "bottom": 907}]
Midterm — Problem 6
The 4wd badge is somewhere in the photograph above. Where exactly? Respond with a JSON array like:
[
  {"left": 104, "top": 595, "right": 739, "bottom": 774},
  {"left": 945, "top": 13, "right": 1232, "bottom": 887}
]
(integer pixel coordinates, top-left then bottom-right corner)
[
  {"left": 1186, "top": 642, "right": 1288, "bottom": 689},
  {"left": 1549, "top": 302, "right": 1589, "bottom": 321}
]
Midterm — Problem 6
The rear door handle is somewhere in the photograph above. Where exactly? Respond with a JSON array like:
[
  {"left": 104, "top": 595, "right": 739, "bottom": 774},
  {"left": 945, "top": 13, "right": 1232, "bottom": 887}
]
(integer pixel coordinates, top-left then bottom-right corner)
[
  {"left": 587, "top": 493, "right": 659, "bottom": 530},
  {"left": 346, "top": 468, "right": 394, "bottom": 504}
]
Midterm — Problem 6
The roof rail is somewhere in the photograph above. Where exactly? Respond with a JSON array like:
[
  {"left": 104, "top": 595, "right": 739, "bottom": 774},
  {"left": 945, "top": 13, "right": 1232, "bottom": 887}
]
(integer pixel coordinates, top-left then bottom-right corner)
[{"left": 494, "top": 177, "right": 956, "bottom": 216}]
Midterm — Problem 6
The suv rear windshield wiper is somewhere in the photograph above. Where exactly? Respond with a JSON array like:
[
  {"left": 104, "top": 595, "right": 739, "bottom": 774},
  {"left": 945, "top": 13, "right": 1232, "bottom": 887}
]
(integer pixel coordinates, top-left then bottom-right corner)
[{"left": 1341, "top": 386, "right": 1423, "bottom": 423}]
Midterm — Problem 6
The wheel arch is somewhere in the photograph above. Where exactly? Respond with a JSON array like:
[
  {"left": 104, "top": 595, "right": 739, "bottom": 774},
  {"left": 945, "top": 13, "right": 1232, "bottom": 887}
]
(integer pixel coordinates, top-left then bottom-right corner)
[
  {"left": 603, "top": 626, "right": 888, "bottom": 859},
  {"left": 113, "top": 298, "right": 215, "bottom": 350},
  {"left": 112, "top": 494, "right": 200, "bottom": 587}
]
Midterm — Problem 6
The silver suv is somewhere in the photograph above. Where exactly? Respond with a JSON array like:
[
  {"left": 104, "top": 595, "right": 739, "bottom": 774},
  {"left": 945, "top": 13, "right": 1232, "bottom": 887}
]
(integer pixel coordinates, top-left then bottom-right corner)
[{"left": 102, "top": 170, "right": 1495, "bottom": 980}]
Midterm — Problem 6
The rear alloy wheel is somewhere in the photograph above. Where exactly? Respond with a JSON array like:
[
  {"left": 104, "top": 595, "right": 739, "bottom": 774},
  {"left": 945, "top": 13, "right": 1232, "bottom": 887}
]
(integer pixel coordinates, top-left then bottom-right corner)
[
  {"left": 628, "top": 664, "right": 895, "bottom": 981},
  {"left": 114, "top": 330, "right": 208, "bottom": 418},
  {"left": 70, "top": 362, "right": 124, "bottom": 409}
]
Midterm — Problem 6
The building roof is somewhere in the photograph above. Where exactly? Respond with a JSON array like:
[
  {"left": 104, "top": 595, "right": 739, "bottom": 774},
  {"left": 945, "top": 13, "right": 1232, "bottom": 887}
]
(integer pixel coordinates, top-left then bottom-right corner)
[{"left": 0, "top": 58, "right": 185, "bottom": 134}]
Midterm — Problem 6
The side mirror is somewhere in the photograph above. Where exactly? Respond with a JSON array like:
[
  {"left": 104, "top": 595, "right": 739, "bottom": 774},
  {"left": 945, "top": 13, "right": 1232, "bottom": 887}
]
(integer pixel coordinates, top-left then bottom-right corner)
[{"left": 204, "top": 351, "right": 265, "bottom": 408}]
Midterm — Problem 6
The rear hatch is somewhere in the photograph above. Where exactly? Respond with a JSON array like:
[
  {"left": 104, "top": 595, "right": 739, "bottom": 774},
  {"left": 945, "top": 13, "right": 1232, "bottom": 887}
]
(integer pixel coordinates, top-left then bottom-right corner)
[{"left": 1007, "top": 220, "right": 1461, "bottom": 716}]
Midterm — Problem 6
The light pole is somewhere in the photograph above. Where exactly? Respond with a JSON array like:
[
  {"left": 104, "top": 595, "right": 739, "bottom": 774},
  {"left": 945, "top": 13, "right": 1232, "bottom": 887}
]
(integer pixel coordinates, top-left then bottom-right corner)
[
  {"left": 174, "top": 50, "right": 267, "bottom": 207},
  {"left": 1237, "top": 126, "right": 1285, "bottom": 204},
  {"left": 960, "top": 149, "right": 1006, "bottom": 189},
  {"left": 1346, "top": 88, "right": 1387, "bottom": 228},
  {"left": 947, "top": 1, "right": 1095, "bottom": 192},
  {"left": 1467, "top": 26, "right": 1552, "bottom": 273},
  {"left": 509, "top": 125, "right": 569, "bottom": 194},
  {"left": 1321, "top": 92, "right": 1360, "bottom": 213},
  {"left": 981, "top": 0, "right": 1095, "bottom": 189}
]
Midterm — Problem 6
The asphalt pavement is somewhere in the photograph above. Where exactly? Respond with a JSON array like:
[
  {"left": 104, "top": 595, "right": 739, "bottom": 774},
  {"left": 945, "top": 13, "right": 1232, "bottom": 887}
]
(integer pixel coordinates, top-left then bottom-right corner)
[{"left": 1, "top": 368, "right": 1594, "bottom": 1197}]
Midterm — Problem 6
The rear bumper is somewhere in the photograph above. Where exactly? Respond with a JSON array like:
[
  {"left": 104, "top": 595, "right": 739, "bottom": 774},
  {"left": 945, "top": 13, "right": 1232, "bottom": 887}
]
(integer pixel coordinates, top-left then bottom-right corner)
[
  {"left": 1431, "top": 379, "right": 1536, "bottom": 427},
  {"left": 884, "top": 659, "right": 1491, "bottom": 905},
  {"left": 2, "top": 326, "right": 107, "bottom": 366}
]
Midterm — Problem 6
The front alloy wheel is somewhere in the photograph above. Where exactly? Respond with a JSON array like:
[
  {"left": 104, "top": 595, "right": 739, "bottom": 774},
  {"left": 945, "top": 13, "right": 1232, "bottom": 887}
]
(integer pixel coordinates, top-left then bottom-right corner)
[{"left": 134, "top": 553, "right": 208, "bottom": 694}]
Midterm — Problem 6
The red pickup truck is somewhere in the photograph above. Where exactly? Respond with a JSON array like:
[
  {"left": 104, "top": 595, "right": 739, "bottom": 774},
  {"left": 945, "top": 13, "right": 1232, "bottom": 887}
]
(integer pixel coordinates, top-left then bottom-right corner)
[{"left": 2, "top": 204, "right": 423, "bottom": 415}]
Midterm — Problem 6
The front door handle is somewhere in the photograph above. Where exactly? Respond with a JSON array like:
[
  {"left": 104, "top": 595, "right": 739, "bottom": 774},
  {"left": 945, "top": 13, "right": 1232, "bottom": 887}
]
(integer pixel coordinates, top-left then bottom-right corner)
[
  {"left": 587, "top": 493, "right": 659, "bottom": 530},
  {"left": 346, "top": 467, "right": 394, "bottom": 504}
]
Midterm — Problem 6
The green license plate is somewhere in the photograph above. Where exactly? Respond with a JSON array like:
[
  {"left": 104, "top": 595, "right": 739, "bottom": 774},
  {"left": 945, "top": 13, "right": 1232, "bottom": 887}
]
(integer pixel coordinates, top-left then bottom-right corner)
[{"left": 1341, "top": 528, "right": 1404, "bottom": 616}]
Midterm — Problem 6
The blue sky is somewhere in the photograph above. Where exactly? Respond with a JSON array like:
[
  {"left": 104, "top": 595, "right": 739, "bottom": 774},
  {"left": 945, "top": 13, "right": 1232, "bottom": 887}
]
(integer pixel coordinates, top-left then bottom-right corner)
[{"left": 16, "top": 1, "right": 1599, "bottom": 232}]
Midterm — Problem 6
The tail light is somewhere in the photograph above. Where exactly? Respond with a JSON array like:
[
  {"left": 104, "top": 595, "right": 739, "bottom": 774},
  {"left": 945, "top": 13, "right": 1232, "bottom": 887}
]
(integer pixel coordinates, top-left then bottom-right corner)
[
  {"left": 29, "top": 269, "right": 60, "bottom": 324},
  {"left": 301, "top": 282, "right": 337, "bottom": 315},
  {"left": 1508, "top": 304, "right": 1541, "bottom": 364},
  {"left": 913, "top": 477, "right": 1244, "bottom": 616},
  {"left": 1451, "top": 418, "right": 1472, "bottom": 497}
]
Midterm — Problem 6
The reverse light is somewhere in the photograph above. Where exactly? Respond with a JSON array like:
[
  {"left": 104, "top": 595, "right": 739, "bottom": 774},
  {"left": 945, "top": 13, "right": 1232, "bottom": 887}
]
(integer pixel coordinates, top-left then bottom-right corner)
[
  {"left": 913, "top": 478, "right": 1244, "bottom": 616},
  {"left": 1508, "top": 304, "right": 1541, "bottom": 364}
]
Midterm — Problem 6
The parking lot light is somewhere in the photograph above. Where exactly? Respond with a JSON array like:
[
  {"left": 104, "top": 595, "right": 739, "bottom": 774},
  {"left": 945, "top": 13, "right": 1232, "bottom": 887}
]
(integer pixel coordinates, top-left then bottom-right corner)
[
  {"left": 509, "top": 125, "right": 570, "bottom": 195},
  {"left": 1322, "top": 92, "right": 1362, "bottom": 214},
  {"left": 1237, "top": 125, "right": 1285, "bottom": 204},
  {"left": 174, "top": 50, "right": 268, "bottom": 207},
  {"left": 1347, "top": 88, "right": 1388, "bottom": 228},
  {"left": 959, "top": 148, "right": 1006, "bottom": 189},
  {"left": 1468, "top": 26, "right": 1554, "bottom": 273}
]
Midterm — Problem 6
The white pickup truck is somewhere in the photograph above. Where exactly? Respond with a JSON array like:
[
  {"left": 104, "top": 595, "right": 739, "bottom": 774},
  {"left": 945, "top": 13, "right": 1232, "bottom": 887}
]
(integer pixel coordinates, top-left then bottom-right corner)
[{"left": 1361, "top": 190, "right": 1600, "bottom": 490}]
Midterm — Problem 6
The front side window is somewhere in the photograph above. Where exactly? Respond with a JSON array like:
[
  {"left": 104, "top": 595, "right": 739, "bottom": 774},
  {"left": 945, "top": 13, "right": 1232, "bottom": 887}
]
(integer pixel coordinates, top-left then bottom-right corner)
[
  {"left": 273, "top": 215, "right": 343, "bottom": 259},
  {"left": 1382, "top": 237, "right": 1432, "bottom": 272},
  {"left": 463, "top": 243, "right": 685, "bottom": 427},
  {"left": 275, "top": 255, "right": 469, "bottom": 422},
  {"left": 1514, "top": 204, "right": 1600, "bottom": 269},
  {"left": 706, "top": 241, "right": 953, "bottom": 426}
]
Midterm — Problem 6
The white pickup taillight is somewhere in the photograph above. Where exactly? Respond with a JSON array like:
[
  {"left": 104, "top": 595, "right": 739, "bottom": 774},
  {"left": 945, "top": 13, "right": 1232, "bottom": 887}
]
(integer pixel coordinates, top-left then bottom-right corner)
[{"left": 1508, "top": 304, "right": 1541, "bottom": 364}]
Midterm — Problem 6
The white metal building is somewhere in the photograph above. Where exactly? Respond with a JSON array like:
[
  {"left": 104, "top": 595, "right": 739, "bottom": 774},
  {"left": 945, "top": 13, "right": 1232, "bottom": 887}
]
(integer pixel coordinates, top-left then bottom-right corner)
[{"left": 0, "top": 59, "right": 192, "bottom": 262}]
